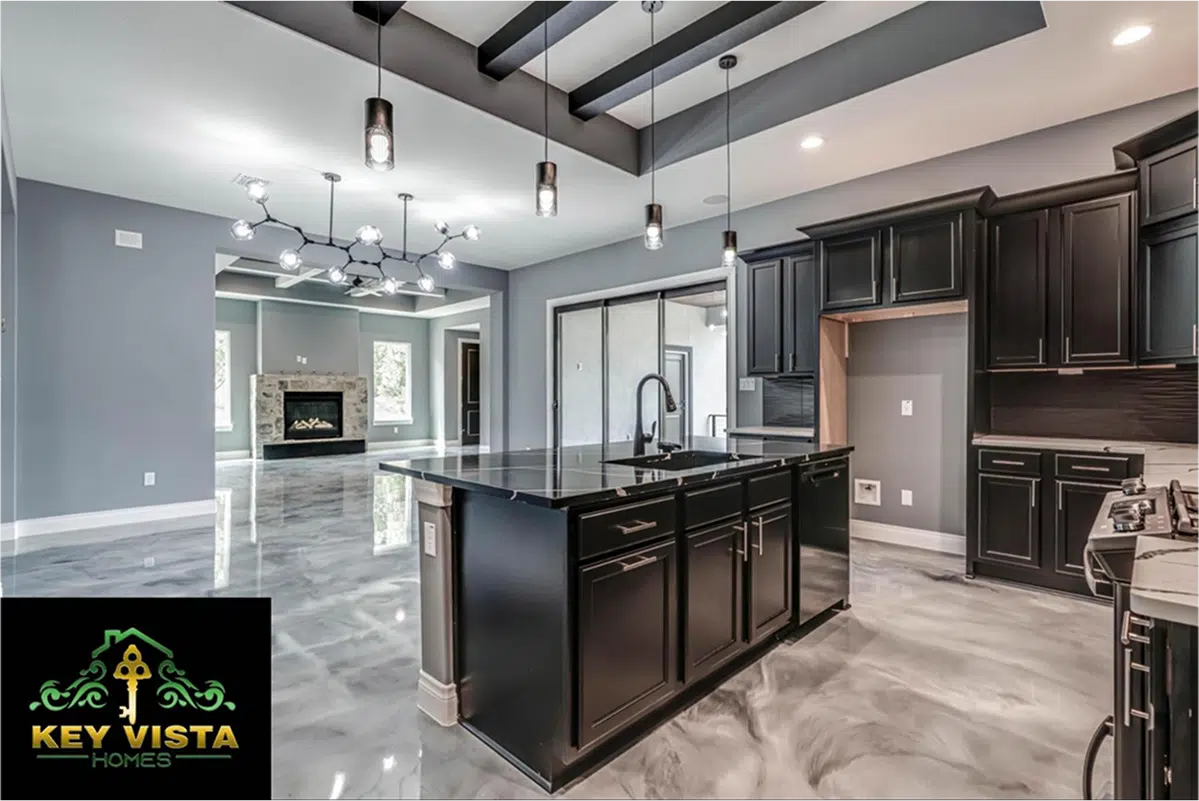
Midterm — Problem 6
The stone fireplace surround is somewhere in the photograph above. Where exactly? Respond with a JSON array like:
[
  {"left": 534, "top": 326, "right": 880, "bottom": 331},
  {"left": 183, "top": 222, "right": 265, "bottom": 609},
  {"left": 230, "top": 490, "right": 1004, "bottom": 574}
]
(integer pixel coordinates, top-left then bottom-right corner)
[{"left": 251, "top": 374, "right": 368, "bottom": 459}]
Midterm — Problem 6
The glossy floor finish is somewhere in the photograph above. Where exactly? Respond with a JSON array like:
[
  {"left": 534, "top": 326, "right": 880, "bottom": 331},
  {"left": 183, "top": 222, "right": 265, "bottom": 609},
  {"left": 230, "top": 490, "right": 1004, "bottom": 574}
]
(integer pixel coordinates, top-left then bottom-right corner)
[{"left": 1, "top": 451, "right": 1112, "bottom": 799}]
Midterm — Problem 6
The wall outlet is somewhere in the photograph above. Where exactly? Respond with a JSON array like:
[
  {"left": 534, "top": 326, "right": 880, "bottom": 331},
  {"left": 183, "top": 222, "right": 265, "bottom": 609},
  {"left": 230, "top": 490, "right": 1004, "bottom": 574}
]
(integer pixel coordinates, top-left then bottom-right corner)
[
  {"left": 114, "top": 229, "right": 143, "bottom": 249},
  {"left": 854, "top": 479, "right": 881, "bottom": 506},
  {"left": 301, "top": 357, "right": 307, "bottom": 364},
  {"left": 901, "top": 489, "right": 913, "bottom": 506},
  {"left": 738, "top": 377, "right": 756, "bottom": 392},
  {"left": 901, "top": 400, "right": 913, "bottom": 417},
  {"left": 296, "top": 355, "right": 303, "bottom": 363},
  {"left": 393, "top": 426, "right": 399, "bottom": 434},
  {"left": 422, "top": 522, "right": 437, "bottom": 557},
  {"left": 143, "top": 472, "right": 156, "bottom": 487}
]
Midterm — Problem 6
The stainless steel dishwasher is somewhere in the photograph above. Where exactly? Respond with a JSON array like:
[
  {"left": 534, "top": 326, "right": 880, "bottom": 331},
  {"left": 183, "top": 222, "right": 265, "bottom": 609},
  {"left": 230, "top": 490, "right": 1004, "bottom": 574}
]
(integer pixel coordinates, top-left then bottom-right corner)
[{"left": 798, "top": 458, "right": 851, "bottom": 625}]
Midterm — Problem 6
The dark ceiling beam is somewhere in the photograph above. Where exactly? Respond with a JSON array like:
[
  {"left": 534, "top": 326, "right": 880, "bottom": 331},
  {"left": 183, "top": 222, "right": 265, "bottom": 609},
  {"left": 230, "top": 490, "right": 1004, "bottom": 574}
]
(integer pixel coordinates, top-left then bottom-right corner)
[
  {"left": 479, "top": 1, "right": 615, "bottom": 81},
  {"left": 569, "top": 1, "right": 822, "bottom": 121},
  {"left": 639, "top": 1, "right": 1047, "bottom": 173},
  {"left": 227, "top": 1, "right": 639, "bottom": 174},
  {"left": 351, "top": 2, "right": 407, "bottom": 26}
]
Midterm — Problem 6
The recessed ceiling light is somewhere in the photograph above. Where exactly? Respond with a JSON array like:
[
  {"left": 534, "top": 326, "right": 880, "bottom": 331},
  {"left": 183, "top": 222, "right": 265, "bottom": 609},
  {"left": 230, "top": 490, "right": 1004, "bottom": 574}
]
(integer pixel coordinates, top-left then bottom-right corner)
[
  {"left": 800, "top": 135, "right": 824, "bottom": 150},
  {"left": 1113, "top": 25, "right": 1151, "bottom": 46}
]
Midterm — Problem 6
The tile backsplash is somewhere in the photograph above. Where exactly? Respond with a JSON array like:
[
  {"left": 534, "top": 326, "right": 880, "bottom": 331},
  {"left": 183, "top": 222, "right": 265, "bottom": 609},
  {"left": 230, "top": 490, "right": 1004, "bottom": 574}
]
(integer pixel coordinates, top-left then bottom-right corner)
[{"left": 762, "top": 376, "right": 815, "bottom": 427}]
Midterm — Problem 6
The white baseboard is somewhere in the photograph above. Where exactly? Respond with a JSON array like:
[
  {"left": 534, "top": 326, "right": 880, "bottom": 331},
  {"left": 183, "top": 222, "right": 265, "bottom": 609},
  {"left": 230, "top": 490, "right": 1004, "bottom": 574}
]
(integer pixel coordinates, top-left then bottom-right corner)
[
  {"left": 417, "top": 670, "right": 458, "bottom": 726},
  {"left": 7, "top": 499, "right": 218, "bottom": 541},
  {"left": 851, "top": 519, "right": 965, "bottom": 556},
  {"left": 216, "top": 450, "right": 251, "bottom": 461},
  {"left": 367, "top": 439, "right": 437, "bottom": 452}
]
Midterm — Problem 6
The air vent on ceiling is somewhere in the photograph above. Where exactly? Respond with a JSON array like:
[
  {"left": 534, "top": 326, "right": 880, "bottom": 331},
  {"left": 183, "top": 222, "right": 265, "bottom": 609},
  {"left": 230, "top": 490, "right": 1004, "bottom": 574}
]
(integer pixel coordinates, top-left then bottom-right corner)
[
  {"left": 114, "top": 229, "right": 143, "bottom": 249},
  {"left": 232, "top": 173, "right": 269, "bottom": 188}
]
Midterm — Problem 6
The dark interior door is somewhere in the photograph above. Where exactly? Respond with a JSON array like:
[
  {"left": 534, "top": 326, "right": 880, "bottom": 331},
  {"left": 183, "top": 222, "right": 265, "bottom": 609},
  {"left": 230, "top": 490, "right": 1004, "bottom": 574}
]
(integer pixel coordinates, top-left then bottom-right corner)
[
  {"left": 1139, "top": 221, "right": 1198, "bottom": 363},
  {"left": 1061, "top": 193, "right": 1133, "bottom": 365},
  {"left": 577, "top": 539, "right": 677, "bottom": 749},
  {"left": 987, "top": 210, "right": 1049, "bottom": 367},
  {"left": 683, "top": 521, "right": 744, "bottom": 682},
  {"left": 460, "top": 341, "right": 481, "bottom": 445}
]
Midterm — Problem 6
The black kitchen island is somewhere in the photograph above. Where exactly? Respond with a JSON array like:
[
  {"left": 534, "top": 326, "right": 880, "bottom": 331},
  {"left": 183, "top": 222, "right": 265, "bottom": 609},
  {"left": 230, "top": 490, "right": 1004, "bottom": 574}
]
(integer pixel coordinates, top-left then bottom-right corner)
[{"left": 380, "top": 436, "right": 852, "bottom": 791}]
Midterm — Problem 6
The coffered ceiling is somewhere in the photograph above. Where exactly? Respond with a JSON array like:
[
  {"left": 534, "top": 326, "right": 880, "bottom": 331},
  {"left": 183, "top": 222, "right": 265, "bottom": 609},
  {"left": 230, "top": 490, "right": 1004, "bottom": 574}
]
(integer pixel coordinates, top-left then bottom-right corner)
[{"left": 2, "top": 2, "right": 1195, "bottom": 272}]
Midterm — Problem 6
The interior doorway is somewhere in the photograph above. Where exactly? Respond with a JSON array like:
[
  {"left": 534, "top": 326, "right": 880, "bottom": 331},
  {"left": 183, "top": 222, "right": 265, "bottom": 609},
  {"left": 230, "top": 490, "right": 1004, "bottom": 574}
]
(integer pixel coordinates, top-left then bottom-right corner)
[
  {"left": 458, "top": 339, "right": 481, "bottom": 446},
  {"left": 662, "top": 348, "right": 691, "bottom": 445}
]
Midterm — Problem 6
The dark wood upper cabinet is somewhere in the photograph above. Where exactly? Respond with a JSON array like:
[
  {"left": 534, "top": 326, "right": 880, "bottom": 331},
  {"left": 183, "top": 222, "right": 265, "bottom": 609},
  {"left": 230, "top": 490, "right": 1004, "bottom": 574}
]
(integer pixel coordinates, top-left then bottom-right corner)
[
  {"left": 747, "top": 503, "right": 793, "bottom": 643},
  {"left": 1139, "top": 220, "right": 1198, "bottom": 364},
  {"left": 746, "top": 260, "right": 783, "bottom": 375},
  {"left": 987, "top": 210, "right": 1049, "bottom": 368},
  {"left": 1140, "top": 138, "right": 1198, "bottom": 227},
  {"left": 819, "top": 231, "right": 881, "bottom": 311},
  {"left": 976, "top": 473, "right": 1040, "bottom": 570},
  {"left": 683, "top": 521, "right": 744, "bottom": 683},
  {"left": 1060, "top": 193, "right": 1133, "bottom": 366},
  {"left": 576, "top": 538, "right": 677, "bottom": 749},
  {"left": 784, "top": 254, "right": 818, "bottom": 374},
  {"left": 888, "top": 213, "right": 963, "bottom": 303}
]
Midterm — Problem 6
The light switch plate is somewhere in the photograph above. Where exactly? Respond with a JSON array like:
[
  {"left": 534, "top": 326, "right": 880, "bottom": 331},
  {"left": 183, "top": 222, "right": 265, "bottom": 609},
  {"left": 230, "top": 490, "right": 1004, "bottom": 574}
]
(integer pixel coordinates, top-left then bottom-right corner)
[
  {"left": 738, "top": 377, "right": 756, "bottom": 391},
  {"left": 143, "top": 471, "right": 156, "bottom": 487},
  {"left": 901, "top": 400, "right": 913, "bottom": 417},
  {"left": 901, "top": 489, "right": 913, "bottom": 506},
  {"left": 423, "top": 522, "right": 437, "bottom": 557}
]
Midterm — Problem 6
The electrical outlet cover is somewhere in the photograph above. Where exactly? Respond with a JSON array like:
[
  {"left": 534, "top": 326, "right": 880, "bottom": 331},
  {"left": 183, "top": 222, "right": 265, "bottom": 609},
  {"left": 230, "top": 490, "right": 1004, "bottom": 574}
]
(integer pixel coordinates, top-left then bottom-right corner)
[
  {"left": 901, "top": 489, "right": 913, "bottom": 506},
  {"left": 854, "top": 479, "right": 881, "bottom": 506},
  {"left": 423, "top": 522, "right": 437, "bottom": 557},
  {"left": 738, "top": 377, "right": 756, "bottom": 391},
  {"left": 901, "top": 400, "right": 913, "bottom": 416},
  {"left": 143, "top": 471, "right": 156, "bottom": 487}
]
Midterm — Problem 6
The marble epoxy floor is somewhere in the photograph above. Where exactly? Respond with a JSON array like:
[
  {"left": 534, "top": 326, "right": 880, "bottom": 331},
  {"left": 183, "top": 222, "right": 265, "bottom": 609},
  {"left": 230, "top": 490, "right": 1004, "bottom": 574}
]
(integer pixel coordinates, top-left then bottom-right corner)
[{"left": 1, "top": 449, "right": 1113, "bottom": 799}]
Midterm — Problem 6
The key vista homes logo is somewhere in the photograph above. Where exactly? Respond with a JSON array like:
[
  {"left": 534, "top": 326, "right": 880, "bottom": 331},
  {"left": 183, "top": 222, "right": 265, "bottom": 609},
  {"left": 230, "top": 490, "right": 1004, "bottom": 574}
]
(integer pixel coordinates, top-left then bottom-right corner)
[{"left": 29, "top": 627, "right": 239, "bottom": 764}]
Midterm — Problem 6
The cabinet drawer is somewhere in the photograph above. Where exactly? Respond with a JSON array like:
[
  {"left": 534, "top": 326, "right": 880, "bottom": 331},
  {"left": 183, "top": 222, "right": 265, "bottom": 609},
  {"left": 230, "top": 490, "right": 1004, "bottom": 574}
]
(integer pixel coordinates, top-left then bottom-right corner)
[
  {"left": 578, "top": 496, "right": 676, "bottom": 562},
  {"left": 977, "top": 449, "right": 1041, "bottom": 476},
  {"left": 1054, "top": 453, "right": 1132, "bottom": 481},
  {"left": 683, "top": 482, "right": 743, "bottom": 531},
  {"left": 748, "top": 471, "right": 791, "bottom": 510}
]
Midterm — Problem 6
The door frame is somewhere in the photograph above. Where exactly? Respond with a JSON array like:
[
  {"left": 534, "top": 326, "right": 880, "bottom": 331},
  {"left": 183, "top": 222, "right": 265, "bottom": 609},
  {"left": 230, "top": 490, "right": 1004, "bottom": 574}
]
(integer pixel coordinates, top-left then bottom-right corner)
[
  {"left": 662, "top": 345, "right": 693, "bottom": 441},
  {"left": 456, "top": 337, "right": 480, "bottom": 446}
]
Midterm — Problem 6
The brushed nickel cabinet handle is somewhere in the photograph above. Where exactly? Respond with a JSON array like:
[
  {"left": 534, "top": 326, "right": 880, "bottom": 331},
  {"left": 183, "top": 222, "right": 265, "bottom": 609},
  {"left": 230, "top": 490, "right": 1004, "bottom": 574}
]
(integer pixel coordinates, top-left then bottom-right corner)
[
  {"left": 1193, "top": 176, "right": 1197, "bottom": 209},
  {"left": 618, "top": 554, "right": 657, "bottom": 572},
  {"left": 992, "top": 459, "right": 1025, "bottom": 467},
  {"left": 1030, "top": 479, "right": 1038, "bottom": 508},
  {"left": 1073, "top": 465, "right": 1112, "bottom": 473},
  {"left": 1057, "top": 481, "right": 1063, "bottom": 511},
  {"left": 1065, "top": 335, "right": 1071, "bottom": 362},
  {"left": 614, "top": 519, "right": 656, "bottom": 535},
  {"left": 1123, "top": 647, "right": 1152, "bottom": 727},
  {"left": 1038, "top": 337, "right": 1043, "bottom": 364},
  {"left": 1193, "top": 323, "right": 1196, "bottom": 357}
]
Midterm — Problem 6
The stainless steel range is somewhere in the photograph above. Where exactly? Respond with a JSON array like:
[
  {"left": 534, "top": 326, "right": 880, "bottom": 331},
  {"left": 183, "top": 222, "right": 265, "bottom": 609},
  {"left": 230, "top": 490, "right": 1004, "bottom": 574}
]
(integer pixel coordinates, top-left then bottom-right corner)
[{"left": 1082, "top": 478, "right": 1198, "bottom": 800}]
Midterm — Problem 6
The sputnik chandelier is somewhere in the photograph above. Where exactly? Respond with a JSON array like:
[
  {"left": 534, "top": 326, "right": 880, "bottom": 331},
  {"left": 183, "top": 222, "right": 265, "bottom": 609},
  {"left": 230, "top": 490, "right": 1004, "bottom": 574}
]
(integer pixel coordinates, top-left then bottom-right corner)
[{"left": 230, "top": 172, "right": 479, "bottom": 294}]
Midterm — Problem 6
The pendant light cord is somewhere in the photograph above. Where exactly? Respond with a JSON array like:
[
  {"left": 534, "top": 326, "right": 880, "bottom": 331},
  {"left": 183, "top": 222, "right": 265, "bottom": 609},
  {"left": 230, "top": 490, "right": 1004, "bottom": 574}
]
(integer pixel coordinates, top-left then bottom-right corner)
[
  {"left": 650, "top": 10, "right": 656, "bottom": 203},
  {"left": 725, "top": 66, "right": 731, "bottom": 230},
  {"left": 543, "top": 3, "right": 549, "bottom": 163},
  {"left": 376, "top": 5, "right": 382, "bottom": 97}
]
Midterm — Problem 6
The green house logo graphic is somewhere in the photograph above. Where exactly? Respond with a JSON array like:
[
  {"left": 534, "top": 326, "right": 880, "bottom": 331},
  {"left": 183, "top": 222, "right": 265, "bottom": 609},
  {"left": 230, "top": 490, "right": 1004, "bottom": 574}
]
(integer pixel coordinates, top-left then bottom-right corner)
[{"left": 29, "top": 628, "right": 235, "bottom": 715}]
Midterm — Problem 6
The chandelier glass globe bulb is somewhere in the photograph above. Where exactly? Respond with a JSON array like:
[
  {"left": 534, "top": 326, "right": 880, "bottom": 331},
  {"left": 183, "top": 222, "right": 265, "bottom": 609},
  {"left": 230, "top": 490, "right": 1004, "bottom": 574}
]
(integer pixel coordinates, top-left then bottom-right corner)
[
  {"left": 279, "top": 249, "right": 302, "bottom": 271},
  {"left": 463, "top": 224, "right": 481, "bottom": 241},
  {"left": 231, "top": 219, "right": 254, "bottom": 241},
  {"left": 356, "top": 225, "right": 383, "bottom": 246},
  {"left": 245, "top": 181, "right": 269, "bottom": 203},
  {"left": 382, "top": 276, "right": 399, "bottom": 295},
  {"left": 328, "top": 266, "right": 346, "bottom": 283},
  {"left": 417, "top": 274, "right": 436, "bottom": 293},
  {"left": 438, "top": 251, "right": 456, "bottom": 270},
  {"left": 433, "top": 221, "right": 450, "bottom": 235}
]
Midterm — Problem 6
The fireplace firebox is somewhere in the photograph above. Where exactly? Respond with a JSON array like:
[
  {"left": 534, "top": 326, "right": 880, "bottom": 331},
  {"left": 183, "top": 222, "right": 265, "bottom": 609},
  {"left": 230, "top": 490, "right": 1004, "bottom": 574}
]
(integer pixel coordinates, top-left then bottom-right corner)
[{"left": 283, "top": 391, "right": 343, "bottom": 440}]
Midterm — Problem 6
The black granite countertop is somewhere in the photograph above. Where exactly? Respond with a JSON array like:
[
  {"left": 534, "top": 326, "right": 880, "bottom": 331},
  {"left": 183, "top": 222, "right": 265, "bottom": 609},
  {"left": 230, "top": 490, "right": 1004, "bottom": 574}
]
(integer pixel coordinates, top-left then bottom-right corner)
[{"left": 379, "top": 436, "right": 853, "bottom": 509}]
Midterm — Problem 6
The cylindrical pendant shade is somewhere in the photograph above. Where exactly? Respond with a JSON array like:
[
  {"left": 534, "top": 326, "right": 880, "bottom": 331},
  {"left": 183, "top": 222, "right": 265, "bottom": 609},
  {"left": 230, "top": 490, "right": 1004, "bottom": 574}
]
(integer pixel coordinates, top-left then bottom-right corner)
[
  {"left": 644, "top": 203, "right": 664, "bottom": 250},
  {"left": 364, "top": 97, "right": 394, "bottom": 171},
  {"left": 721, "top": 230, "right": 738, "bottom": 267},
  {"left": 536, "top": 161, "right": 558, "bottom": 217}
]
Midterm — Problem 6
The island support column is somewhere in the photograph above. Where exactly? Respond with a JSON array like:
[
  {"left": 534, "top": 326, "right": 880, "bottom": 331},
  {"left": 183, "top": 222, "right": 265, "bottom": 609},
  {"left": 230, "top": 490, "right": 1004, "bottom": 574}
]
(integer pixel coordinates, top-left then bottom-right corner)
[{"left": 415, "top": 479, "right": 458, "bottom": 725}]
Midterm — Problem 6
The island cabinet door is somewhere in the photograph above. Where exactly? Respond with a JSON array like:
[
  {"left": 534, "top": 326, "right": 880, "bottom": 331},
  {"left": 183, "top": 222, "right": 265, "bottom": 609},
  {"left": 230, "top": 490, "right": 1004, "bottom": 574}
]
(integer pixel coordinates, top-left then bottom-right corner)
[
  {"left": 747, "top": 502, "right": 794, "bottom": 642},
  {"left": 576, "top": 538, "right": 678, "bottom": 749},
  {"left": 683, "top": 521, "right": 745, "bottom": 684},
  {"left": 976, "top": 473, "right": 1041, "bottom": 569}
]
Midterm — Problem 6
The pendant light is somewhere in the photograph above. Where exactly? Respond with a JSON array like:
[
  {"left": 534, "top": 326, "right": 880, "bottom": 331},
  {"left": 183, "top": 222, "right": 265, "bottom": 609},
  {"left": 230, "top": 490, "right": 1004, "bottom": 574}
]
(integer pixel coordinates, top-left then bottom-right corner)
[
  {"left": 719, "top": 55, "right": 737, "bottom": 268},
  {"left": 643, "top": 0, "right": 663, "bottom": 250},
  {"left": 364, "top": 6, "right": 394, "bottom": 171},
  {"left": 535, "top": 3, "right": 558, "bottom": 217}
]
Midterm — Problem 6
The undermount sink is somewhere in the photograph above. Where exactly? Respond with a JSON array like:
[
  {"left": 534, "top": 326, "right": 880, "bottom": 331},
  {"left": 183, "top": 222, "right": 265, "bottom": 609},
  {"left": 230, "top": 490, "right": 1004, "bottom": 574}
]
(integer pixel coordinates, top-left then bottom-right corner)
[{"left": 605, "top": 450, "right": 740, "bottom": 471}]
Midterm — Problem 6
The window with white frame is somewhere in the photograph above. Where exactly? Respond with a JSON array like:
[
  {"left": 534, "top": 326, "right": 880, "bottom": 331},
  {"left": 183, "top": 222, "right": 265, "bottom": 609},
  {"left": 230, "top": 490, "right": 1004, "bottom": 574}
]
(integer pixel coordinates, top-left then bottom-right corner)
[
  {"left": 215, "top": 330, "right": 233, "bottom": 431},
  {"left": 373, "top": 341, "right": 412, "bottom": 424}
]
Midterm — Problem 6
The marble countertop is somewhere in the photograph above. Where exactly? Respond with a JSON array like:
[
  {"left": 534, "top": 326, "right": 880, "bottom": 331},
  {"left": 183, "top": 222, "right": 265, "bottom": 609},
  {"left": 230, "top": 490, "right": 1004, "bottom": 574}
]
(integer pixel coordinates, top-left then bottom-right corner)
[
  {"left": 727, "top": 426, "right": 815, "bottom": 439},
  {"left": 380, "top": 436, "right": 852, "bottom": 509},
  {"left": 1131, "top": 535, "right": 1198, "bottom": 627}
]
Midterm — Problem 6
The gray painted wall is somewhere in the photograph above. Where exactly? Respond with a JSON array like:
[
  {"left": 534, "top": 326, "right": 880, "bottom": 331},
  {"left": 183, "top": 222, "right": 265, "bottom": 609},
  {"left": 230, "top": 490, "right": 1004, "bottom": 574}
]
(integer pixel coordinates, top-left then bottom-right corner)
[
  {"left": 215, "top": 298, "right": 257, "bottom": 454},
  {"left": 259, "top": 300, "right": 359, "bottom": 375},
  {"left": 359, "top": 312, "right": 431, "bottom": 442},
  {"left": 16, "top": 179, "right": 216, "bottom": 519},
  {"left": 848, "top": 314, "right": 967, "bottom": 535},
  {"left": 505, "top": 91, "right": 1197, "bottom": 449}
]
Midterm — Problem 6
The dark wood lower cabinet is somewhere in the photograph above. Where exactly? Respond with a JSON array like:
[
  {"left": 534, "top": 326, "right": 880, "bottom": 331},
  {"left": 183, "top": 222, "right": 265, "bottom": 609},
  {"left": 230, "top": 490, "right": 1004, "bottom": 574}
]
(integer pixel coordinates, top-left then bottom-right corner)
[
  {"left": 1053, "top": 480, "right": 1117, "bottom": 581},
  {"left": 748, "top": 503, "right": 793, "bottom": 641},
  {"left": 683, "top": 522, "right": 744, "bottom": 682},
  {"left": 976, "top": 473, "right": 1041, "bottom": 569},
  {"left": 577, "top": 538, "right": 677, "bottom": 749}
]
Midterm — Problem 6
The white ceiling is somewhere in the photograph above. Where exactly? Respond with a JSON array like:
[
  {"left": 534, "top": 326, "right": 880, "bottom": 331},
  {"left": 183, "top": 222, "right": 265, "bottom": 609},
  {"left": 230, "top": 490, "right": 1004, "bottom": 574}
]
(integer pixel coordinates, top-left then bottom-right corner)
[{"left": 2, "top": 1, "right": 1196, "bottom": 272}]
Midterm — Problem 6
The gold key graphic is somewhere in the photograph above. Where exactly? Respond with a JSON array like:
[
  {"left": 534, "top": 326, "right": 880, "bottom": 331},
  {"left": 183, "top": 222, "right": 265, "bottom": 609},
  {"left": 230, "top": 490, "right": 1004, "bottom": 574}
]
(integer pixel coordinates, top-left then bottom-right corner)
[{"left": 113, "top": 644, "right": 151, "bottom": 726}]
